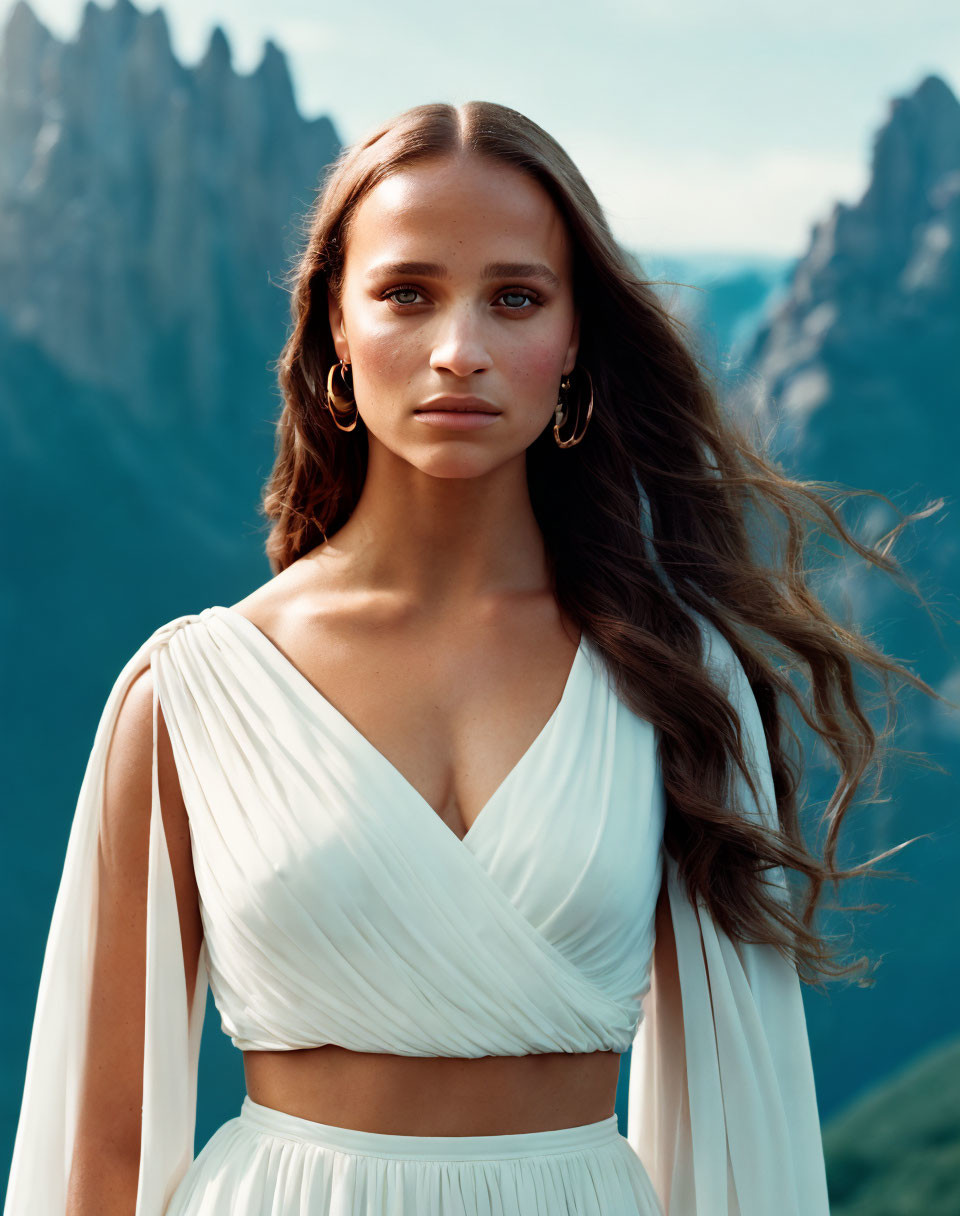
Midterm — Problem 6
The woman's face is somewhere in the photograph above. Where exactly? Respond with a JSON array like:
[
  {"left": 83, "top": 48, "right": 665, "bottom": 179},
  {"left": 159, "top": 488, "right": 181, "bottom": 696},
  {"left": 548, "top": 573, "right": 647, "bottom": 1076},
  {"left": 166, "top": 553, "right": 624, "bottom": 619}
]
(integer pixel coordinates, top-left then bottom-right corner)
[{"left": 327, "top": 153, "right": 581, "bottom": 479}]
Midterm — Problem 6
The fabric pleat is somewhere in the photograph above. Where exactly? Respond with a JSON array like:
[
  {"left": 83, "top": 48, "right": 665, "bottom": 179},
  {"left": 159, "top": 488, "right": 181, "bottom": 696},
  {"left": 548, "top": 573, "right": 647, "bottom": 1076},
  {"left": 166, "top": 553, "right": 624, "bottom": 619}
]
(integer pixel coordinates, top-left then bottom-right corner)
[{"left": 164, "top": 1096, "right": 664, "bottom": 1216}]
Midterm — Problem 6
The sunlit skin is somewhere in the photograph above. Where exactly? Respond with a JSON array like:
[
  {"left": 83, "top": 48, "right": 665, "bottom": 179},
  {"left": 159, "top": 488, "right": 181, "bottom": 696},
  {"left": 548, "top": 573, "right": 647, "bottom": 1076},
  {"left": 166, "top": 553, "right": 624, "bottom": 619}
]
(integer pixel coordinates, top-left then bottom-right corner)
[{"left": 236, "top": 151, "right": 626, "bottom": 1134}]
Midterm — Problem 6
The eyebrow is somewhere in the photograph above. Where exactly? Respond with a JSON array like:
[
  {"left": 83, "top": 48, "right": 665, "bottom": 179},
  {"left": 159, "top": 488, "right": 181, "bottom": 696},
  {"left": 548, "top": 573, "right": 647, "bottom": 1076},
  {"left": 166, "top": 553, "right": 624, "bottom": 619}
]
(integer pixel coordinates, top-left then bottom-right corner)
[{"left": 365, "top": 260, "right": 562, "bottom": 290}]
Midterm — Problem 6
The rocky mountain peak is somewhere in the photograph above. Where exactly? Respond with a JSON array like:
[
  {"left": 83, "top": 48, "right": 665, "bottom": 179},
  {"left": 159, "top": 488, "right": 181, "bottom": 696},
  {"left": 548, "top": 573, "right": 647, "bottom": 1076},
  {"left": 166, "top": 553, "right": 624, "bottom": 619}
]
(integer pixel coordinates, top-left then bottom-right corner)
[
  {"left": 0, "top": 0, "right": 339, "bottom": 426},
  {"left": 198, "top": 24, "right": 232, "bottom": 76},
  {"left": 732, "top": 72, "right": 960, "bottom": 501}
]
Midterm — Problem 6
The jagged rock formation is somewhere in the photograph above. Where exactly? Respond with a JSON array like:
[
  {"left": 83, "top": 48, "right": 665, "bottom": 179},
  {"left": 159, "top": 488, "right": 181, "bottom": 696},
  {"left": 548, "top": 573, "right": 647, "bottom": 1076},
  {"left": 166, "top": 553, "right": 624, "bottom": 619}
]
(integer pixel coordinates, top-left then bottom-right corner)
[
  {"left": 733, "top": 75, "right": 960, "bottom": 507},
  {"left": 0, "top": 0, "right": 339, "bottom": 428}
]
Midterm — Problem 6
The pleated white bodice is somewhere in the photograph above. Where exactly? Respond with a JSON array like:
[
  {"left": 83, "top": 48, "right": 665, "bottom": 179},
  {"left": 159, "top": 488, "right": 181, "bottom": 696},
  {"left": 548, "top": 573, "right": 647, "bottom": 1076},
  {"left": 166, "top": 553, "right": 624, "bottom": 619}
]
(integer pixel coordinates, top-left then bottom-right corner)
[{"left": 155, "top": 606, "right": 665, "bottom": 1057}]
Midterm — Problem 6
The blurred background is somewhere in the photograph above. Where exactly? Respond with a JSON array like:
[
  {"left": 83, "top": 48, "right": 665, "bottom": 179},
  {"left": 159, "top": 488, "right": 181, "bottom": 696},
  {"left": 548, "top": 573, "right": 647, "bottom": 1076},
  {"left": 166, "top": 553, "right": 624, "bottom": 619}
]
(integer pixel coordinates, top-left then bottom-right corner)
[{"left": 1, "top": 1, "right": 959, "bottom": 1211}]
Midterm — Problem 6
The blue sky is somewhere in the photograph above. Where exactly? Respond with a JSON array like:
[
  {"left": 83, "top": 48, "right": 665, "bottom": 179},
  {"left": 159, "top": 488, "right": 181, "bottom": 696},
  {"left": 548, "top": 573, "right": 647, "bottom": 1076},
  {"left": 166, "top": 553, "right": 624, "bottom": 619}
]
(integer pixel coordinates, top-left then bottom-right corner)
[{"left": 5, "top": 0, "right": 959, "bottom": 257}]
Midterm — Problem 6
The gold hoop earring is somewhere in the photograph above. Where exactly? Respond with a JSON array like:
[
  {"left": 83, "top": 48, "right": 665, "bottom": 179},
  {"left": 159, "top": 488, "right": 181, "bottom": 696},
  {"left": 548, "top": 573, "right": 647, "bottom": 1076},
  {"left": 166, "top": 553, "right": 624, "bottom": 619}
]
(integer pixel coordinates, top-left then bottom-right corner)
[
  {"left": 553, "top": 365, "right": 593, "bottom": 448},
  {"left": 326, "top": 359, "right": 359, "bottom": 432}
]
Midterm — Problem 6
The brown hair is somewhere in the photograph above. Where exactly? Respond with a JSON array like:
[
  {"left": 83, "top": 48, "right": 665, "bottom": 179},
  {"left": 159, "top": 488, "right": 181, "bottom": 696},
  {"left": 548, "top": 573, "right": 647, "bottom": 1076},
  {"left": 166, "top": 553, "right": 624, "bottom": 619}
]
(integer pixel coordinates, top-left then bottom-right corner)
[{"left": 260, "top": 100, "right": 950, "bottom": 989}]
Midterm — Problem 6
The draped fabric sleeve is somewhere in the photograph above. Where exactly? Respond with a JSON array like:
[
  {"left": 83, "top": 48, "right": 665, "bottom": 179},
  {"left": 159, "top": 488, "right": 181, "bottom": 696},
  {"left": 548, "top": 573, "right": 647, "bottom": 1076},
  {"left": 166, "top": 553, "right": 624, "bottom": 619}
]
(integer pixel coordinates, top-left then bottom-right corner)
[
  {"left": 626, "top": 618, "right": 830, "bottom": 1216},
  {"left": 4, "top": 616, "right": 209, "bottom": 1215}
]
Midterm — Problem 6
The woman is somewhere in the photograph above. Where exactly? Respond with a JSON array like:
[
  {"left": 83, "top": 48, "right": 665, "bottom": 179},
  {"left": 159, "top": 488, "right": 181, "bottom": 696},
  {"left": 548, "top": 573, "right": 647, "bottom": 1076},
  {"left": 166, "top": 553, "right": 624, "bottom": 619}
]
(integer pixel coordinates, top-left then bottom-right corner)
[{"left": 4, "top": 100, "right": 940, "bottom": 1216}]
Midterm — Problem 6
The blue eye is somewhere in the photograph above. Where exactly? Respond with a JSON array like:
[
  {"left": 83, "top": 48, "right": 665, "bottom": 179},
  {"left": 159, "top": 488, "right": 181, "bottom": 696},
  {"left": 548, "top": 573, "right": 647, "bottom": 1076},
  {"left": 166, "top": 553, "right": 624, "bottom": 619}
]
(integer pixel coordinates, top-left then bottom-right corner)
[
  {"left": 385, "top": 286, "right": 423, "bottom": 306},
  {"left": 498, "top": 291, "right": 538, "bottom": 309},
  {"left": 381, "top": 286, "right": 542, "bottom": 310}
]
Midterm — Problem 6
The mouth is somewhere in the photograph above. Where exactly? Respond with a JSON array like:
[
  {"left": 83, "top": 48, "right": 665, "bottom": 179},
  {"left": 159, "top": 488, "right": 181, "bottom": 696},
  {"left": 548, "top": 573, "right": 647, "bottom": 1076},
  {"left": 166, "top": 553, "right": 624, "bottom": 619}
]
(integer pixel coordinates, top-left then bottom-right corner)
[{"left": 414, "top": 397, "right": 502, "bottom": 414}]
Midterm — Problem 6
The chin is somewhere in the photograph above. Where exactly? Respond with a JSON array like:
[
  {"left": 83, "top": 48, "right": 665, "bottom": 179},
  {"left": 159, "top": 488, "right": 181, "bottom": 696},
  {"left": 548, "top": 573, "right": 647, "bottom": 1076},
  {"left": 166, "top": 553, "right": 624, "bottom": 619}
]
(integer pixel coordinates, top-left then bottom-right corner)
[{"left": 414, "top": 451, "right": 507, "bottom": 480}]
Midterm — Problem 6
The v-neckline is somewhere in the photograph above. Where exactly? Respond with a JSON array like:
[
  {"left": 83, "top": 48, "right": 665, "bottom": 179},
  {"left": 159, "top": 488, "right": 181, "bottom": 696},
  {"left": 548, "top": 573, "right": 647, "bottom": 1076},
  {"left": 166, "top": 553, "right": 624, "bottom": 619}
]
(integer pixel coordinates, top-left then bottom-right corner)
[{"left": 209, "top": 604, "right": 587, "bottom": 847}]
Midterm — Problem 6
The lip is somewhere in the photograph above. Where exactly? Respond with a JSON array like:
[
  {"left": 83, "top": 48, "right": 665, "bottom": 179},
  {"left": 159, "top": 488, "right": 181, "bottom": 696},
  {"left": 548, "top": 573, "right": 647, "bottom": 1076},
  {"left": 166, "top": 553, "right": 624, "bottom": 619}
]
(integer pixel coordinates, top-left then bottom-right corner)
[
  {"left": 413, "top": 409, "right": 500, "bottom": 431},
  {"left": 415, "top": 396, "right": 501, "bottom": 414}
]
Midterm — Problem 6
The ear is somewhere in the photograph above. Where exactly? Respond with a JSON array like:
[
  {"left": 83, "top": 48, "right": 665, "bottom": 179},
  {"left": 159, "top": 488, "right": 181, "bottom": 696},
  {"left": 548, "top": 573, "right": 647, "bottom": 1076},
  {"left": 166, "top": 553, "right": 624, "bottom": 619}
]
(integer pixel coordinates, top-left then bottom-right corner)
[
  {"left": 562, "top": 307, "right": 580, "bottom": 375},
  {"left": 327, "top": 287, "right": 349, "bottom": 363}
]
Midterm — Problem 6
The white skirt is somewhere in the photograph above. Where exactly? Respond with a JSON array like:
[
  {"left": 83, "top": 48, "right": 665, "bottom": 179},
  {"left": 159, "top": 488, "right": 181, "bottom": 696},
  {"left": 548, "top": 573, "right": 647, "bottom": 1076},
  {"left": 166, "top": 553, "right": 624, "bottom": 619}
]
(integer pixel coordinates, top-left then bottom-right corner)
[{"left": 164, "top": 1095, "right": 664, "bottom": 1215}]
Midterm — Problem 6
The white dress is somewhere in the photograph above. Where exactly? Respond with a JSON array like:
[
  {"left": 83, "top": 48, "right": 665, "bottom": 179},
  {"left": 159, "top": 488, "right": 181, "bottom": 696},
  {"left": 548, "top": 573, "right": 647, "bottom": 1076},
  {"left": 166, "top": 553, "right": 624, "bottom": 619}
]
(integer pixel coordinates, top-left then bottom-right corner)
[{"left": 3, "top": 604, "right": 830, "bottom": 1215}]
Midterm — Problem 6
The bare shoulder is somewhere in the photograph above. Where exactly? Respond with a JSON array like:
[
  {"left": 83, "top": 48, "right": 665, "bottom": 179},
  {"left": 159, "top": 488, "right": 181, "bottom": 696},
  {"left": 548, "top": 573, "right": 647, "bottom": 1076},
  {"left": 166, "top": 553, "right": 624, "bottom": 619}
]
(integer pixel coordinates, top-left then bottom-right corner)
[
  {"left": 227, "top": 550, "right": 328, "bottom": 627},
  {"left": 225, "top": 547, "right": 362, "bottom": 644}
]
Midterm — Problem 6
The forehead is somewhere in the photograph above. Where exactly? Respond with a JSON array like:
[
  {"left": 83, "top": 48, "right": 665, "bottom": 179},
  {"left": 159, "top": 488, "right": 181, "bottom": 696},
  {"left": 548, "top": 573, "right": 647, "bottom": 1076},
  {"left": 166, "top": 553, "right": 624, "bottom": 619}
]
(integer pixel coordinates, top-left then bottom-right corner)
[{"left": 344, "top": 155, "right": 572, "bottom": 276}]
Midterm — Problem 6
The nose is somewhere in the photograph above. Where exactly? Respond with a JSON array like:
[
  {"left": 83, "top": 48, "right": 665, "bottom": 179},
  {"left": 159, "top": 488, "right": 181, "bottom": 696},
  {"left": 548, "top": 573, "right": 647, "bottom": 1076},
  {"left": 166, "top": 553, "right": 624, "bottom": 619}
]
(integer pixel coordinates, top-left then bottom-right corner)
[{"left": 428, "top": 306, "right": 495, "bottom": 378}]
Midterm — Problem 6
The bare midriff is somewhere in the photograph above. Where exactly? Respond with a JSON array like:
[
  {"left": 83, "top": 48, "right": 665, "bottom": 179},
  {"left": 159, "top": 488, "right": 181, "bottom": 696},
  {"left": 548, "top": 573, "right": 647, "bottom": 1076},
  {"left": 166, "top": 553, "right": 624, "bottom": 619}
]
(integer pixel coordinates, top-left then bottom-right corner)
[{"left": 242, "top": 1045, "right": 622, "bottom": 1135}]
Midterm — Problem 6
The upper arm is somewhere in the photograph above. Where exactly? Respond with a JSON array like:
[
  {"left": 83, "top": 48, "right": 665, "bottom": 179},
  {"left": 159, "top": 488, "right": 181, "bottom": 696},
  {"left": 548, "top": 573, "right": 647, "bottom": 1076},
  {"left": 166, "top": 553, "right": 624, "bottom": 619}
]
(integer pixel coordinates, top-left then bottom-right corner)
[
  {"left": 653, "top": 868, "right": 678, "bottom": 992},
  {"left": 70, "top": 664, "right": 203, "bottom": 1171}
]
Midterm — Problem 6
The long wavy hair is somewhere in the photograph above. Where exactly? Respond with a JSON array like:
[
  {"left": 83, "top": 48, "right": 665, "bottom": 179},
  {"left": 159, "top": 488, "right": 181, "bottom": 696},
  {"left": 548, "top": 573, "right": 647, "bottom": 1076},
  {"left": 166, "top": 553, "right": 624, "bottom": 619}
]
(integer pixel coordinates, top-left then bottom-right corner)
[{"left": 260, "top": 99, "right": 948, "bottom": 989}]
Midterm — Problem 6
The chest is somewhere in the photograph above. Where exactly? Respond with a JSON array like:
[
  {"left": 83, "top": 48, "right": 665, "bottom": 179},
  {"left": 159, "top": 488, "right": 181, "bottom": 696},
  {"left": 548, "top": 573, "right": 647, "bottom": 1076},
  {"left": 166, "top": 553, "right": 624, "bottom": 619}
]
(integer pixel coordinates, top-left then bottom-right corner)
[{"left": 237, "top": 613, "right": 586, "bottom": 841}]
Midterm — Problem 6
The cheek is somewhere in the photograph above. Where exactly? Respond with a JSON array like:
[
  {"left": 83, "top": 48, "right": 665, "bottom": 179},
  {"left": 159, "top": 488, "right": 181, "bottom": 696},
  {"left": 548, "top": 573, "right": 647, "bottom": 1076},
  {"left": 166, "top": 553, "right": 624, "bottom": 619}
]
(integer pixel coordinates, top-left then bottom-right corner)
[
  {"left": 503, "top": 334, "right": 567, "bottom": 399},
  {"left": 341, "top": 291, "right": 417, "bottom": 383},
  {"left": 351, "top": 326, "right": 416, "bottom": 391}
]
